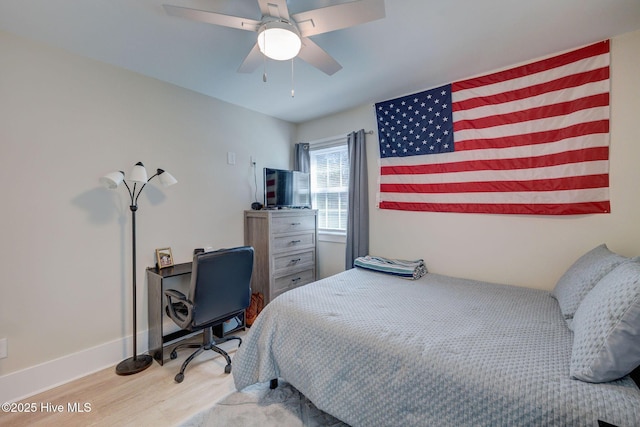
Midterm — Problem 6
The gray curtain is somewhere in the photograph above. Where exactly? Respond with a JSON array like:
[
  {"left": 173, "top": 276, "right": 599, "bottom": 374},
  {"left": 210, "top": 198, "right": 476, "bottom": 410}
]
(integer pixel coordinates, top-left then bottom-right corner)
[
  {"left": 294, "top": 143, "right": 310, "bottom": 173},
  {"left": 345, "top": 129, "right": 369, "bottom": 269}
]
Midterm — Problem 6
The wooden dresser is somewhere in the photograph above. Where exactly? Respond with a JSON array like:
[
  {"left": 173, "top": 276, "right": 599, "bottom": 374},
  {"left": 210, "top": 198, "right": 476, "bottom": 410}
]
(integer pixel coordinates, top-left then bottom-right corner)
[{"left": 244, "top": 209, "right": 317, "bottom": 304}]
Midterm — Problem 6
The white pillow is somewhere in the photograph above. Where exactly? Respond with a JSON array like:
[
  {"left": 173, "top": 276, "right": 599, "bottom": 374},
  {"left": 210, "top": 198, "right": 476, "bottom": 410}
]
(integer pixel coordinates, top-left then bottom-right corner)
[
  {"left": 552, "top": 244, "right": 627, "bottom": 323},
  {"left": 570, "top": 261, "right": 640, "bottom": 383}
]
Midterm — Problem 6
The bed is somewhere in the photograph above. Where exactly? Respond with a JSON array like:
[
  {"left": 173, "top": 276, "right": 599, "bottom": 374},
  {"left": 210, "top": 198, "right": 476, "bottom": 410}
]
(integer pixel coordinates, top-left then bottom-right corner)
[{"left": 232, "top": 246, "right": 640, "bottom": 426}]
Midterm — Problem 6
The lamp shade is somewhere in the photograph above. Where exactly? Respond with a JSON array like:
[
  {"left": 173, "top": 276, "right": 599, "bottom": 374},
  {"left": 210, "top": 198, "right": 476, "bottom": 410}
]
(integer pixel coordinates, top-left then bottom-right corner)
[
  {"left": 99, "top": 171, "right": 125, "bottom": 189},
  {"left": 257, "top": 21, "right": 302, "bottom": 61},
  {"left": 157, "top": 169, "right": 178, "bottom": 187},
  {"left": 129, "top": 162, "right": 148, "bottom": 183}
]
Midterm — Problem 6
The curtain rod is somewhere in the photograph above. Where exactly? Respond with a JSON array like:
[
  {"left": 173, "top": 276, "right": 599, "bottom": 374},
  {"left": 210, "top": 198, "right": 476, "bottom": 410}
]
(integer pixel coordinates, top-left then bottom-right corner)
[
  {"left": 301, "top": 130, "right": 374, "bottom": 146},
  {"left": 342, "top": 130, "right": 374, "bottom": 137},
  {"left": 346, "top": 130, "right": 374, "bottom": 136},
  {"left": 306, "top": 130, "right": 374, "bottom": 146}
]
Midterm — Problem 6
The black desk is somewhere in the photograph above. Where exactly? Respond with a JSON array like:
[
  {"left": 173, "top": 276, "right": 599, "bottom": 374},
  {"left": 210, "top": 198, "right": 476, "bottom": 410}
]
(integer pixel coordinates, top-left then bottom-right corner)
[
  {"left": 147, "top": 262, "right": 193, "bottom": 365},
  {"left": 147, "top": 262, "right": 246, "bottom": 365}
]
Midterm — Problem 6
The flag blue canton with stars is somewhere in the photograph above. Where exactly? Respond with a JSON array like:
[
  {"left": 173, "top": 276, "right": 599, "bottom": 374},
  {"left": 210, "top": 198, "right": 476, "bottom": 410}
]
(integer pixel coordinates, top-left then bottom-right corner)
[{"left": 375, "top": 84, "right": 454, "bottom": 158}]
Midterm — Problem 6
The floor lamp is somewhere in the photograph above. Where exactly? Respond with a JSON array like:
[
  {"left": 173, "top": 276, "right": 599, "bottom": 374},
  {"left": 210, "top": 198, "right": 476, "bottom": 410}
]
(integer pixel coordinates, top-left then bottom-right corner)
[{"left": 100, "top": 162, "right": 177, "bottom": 375}]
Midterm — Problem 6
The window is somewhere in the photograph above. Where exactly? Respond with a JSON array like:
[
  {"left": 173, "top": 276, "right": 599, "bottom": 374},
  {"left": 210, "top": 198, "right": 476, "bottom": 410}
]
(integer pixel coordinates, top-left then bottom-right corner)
[{"left": 309, "top": 140, "right": 349, "bottom": 234}]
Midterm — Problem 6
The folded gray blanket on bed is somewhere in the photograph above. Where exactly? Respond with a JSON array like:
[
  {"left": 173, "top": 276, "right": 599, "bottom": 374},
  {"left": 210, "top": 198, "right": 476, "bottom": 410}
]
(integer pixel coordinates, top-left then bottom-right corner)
[{"left": 353, "top": 255, "right": 427, "bottom": 279}]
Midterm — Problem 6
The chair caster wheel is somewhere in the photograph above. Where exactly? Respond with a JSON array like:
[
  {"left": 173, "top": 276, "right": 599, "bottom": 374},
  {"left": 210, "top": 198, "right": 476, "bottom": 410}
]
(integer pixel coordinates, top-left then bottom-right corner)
[
  {"left": 170, "top": 351, "right": 177, "bottom": 360},
  {"left": 224, "top": 364, "right": 232, "bottom": 374},
  {"left": 175, "top": 373, "right": 184, "bottom": 383}
]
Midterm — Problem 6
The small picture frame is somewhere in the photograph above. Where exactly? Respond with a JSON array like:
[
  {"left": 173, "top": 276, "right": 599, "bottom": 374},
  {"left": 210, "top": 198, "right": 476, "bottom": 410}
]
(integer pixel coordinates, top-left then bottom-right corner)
[{"left": 156, "top": 247, "right": 174, "bottom": 269}]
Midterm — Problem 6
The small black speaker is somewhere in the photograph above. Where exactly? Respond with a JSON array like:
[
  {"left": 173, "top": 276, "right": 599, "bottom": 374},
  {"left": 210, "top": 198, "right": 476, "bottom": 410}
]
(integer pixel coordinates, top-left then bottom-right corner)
[{"left": 251, "top": 202, "right": 263, "bottom": 210}]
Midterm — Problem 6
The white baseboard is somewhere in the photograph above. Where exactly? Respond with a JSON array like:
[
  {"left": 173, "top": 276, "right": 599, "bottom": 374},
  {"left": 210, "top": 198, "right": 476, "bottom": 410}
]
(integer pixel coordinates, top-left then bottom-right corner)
[{"left": 0, "top": 330, "right": 149, "bottom": 404}]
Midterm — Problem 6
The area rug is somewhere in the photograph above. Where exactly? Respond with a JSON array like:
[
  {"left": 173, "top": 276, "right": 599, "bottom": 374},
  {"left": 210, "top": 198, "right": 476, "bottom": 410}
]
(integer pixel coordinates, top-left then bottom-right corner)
[{"left": 179, "top": 381, "right": 348, "bottom": 427}]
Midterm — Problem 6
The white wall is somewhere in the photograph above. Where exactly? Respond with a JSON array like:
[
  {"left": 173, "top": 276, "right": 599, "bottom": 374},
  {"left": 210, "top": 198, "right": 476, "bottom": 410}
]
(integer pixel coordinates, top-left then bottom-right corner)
[
  {"left": 297, "top": 29, "right": 640, "bottom": 289},
  {"left": 0, "top": 30, "right": 294, "bottom": 385}
]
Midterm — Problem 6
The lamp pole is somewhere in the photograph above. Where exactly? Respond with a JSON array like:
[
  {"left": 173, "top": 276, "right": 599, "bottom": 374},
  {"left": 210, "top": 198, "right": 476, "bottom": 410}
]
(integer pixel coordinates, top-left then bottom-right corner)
[
  {"left": 114, "top": 202, "right": 152, "bottom": 375},
  {"left": 100, "top": 163, "right": 177, "bottom": 376}
]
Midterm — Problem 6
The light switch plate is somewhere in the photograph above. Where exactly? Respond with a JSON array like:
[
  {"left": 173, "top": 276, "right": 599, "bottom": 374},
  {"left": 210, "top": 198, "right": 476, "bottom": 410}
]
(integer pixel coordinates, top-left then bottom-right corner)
[{"left": 227, "top": 152, "right": 236, "bottom": 165}]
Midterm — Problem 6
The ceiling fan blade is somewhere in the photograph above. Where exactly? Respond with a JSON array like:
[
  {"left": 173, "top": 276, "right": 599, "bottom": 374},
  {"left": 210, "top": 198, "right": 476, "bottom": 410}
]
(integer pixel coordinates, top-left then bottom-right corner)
[
  {"left": 238, "top": 43, "right": 264, "bottom": 73},
  {"left": 297, "top": 37, "right": 342, "bottom": 76},
  {"left": 292, "top": 0, "right": 385, "bottom": 38},
  {"left": 163, "top": 4, "right": 261, "bottom": 32},
  {"left": 257, "top": 0, "right": 291, "bottom": 20}
]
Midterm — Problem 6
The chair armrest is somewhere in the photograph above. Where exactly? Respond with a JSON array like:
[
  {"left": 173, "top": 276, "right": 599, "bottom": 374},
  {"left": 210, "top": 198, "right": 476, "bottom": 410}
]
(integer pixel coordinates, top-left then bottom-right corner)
[
  {"left": 164, "top": 289, "right": 187, "bottom": 301},
  {"left": 164, "top": 289, "right": 193, "bottom": 329}
]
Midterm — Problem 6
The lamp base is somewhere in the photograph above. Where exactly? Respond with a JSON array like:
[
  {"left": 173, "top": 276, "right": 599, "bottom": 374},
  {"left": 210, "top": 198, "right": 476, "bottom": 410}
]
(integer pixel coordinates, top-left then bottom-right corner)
[{"left": 115, "top": 354, "right": 153, "bottom": 376}]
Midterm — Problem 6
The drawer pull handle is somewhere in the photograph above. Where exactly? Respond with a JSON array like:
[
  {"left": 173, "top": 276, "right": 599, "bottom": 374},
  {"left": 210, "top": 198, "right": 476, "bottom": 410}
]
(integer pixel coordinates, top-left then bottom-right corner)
[
  {"left": 291, "top": 258, "right": 301, "bottom": 263},
  {"left": 291, "top": 277, "right": 301, "bottom": 283},
  {"left": 290, "top": 240, "right": 301, "bottom": 244},
  {"left": 291, "top": 222, "right": 301, "bottom": 226}
]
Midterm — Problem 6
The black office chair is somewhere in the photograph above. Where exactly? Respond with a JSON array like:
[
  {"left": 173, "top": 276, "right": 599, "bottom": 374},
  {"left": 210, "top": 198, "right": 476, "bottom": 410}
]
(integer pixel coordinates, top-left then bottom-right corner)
[{"left": 164, "top": 246, "right": 253, "bottom": 383}]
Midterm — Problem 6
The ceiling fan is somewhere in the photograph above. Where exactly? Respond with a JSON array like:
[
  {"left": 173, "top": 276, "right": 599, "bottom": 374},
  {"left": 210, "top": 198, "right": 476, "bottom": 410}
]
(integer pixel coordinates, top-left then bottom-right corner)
[{"left": 163, "top": 0, "right": 386, "bottom": 76}]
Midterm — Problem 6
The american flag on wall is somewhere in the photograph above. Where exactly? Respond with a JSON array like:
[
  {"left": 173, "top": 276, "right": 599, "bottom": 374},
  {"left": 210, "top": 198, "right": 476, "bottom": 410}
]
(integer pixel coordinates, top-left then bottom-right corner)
[{"left": 375, "top": 41, "right": 610, "bottom": 215}]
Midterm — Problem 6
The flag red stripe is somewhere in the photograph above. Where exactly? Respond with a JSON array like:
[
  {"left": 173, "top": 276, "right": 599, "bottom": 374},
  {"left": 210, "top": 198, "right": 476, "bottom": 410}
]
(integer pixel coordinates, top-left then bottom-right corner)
[
  {"left": 456, "top": 120, "right": 608, "bottom": 151},
  {"left": 453, "top": 93, "right": 609, "bottom": 131},
  {"left": 381, "top": 147, "right": 608, "bottom": 175},
  {"left": 452, "top": 41, "right": 610, "bottom": 91},
  {"left": 452, "top": 68, "right": 609, "bottom": 111},
  {"left": 378, "top": 200, "right": 610, "bottom": 215},
  {"left": 380, "top": 174, "right": 609, "bottom": 194}
]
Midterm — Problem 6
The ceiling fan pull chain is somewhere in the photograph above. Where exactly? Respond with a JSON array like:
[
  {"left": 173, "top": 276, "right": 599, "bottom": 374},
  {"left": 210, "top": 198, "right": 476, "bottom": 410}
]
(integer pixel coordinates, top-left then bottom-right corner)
[
  {"left": 263, "top": 33, "right": 268, "bottom": 83},
  {"left": 291, "top": 59, "right": 295, "bottom": 97}
]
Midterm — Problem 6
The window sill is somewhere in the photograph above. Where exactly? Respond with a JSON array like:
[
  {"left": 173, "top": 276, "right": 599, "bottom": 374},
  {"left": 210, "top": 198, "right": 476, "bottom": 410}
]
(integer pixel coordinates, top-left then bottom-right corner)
[{"left": 318, "top": 231, "right": 346, "bottom": 244}]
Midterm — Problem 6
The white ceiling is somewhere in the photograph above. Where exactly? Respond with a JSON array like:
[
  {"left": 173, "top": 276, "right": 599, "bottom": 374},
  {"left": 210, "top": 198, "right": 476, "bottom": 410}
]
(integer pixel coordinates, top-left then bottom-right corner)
[{"left": 1, "top": 0, "right": 640, "bottom": 123}]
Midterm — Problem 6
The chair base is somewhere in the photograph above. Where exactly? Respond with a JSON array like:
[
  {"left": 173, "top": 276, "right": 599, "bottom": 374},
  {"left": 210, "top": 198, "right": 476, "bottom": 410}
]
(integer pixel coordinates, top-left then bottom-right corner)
[{"left": 170, "top": 327, "right": 241, "bottom": 383}]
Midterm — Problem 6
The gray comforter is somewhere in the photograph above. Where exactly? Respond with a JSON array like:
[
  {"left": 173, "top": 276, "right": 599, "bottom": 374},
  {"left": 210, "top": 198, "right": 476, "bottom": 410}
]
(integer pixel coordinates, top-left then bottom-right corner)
[{"left": 233, "top": 268, "right": 640, "bottom": 426}]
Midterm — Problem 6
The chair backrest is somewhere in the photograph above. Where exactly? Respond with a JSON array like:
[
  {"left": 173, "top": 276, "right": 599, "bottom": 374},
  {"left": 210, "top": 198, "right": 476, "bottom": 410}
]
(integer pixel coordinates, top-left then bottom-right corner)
[{"left": 188, "top": 246, "right": 254, "bottom": 328}]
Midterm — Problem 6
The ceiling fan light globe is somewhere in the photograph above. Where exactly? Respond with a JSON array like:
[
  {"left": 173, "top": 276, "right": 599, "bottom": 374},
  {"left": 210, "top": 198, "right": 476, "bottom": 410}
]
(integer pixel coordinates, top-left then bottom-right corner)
[{"left": 257, "top": 22, "right": 301, "bottom": 61}]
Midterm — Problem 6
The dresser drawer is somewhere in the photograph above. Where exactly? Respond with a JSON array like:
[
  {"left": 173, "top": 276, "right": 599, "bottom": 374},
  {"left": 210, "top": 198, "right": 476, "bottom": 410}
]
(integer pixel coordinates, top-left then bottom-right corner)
[
  {"left": 273, "top": 249, "right": 315, "bottom": 272},
  {"left": 271, "top": 214, "right": 316, "bottom": 234},
  {"left": 272, "top": 268, "right": 316, "bottom": 298},
  {"left": 272, "top": 232, "right": 315, "bottom": 252}
]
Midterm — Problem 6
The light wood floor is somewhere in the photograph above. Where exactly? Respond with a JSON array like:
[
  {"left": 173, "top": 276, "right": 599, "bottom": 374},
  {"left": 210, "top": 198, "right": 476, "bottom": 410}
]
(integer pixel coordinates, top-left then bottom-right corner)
[{"left": 0, "top": 335, "right": 244, "bottom": 427}]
